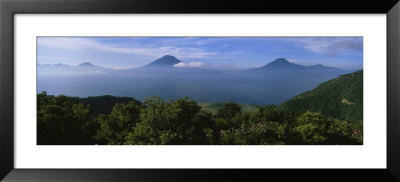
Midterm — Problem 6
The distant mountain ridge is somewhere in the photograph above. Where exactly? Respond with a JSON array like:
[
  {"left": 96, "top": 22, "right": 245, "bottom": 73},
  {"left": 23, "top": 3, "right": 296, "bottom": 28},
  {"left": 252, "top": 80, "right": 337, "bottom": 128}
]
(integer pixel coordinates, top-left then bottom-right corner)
[
  {"left": 38, "top": 62, "right": 112, "bottom": 74},
  {"left": 38, "top": 56, "right": 348, "bottom": 75},
  {"left": 118, "top": 55, "right": 223, "bottom": 74},
  {"left": 243, "top": 58, "right": 350, "bottom": 82},
  {"left": 255, "top": 58, "right": 344, "bottom": 73}
]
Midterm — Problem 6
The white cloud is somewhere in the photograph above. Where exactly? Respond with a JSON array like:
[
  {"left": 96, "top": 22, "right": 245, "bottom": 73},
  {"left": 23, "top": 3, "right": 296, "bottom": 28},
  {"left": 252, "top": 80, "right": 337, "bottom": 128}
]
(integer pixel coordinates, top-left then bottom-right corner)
[
  {"left": 173, "top": 62, "right": 205, "bottom": 68},
  {"left": 285, "top": 37, "right": 363, "bottom": 56},
  {"left": 173, "top": 62, "right": 244, "bottom": 70},
  {"left": 37, "top": 37, "right": 219, "bottom": 59}
]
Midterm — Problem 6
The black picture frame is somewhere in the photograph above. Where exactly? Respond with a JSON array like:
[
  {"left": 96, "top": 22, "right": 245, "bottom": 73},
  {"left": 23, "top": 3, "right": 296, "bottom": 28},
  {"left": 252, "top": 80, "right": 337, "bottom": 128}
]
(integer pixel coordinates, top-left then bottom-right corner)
[{"left": 1, "top": 0, "right": 399, "bottom": 181}]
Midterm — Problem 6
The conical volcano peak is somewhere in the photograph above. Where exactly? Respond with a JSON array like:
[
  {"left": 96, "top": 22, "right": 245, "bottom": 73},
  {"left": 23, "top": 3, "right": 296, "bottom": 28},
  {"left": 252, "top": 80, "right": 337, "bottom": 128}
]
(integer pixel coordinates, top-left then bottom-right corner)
[
  {"left": 270, "top": 58, "right": 290, "bottom": 64},
  {"left": 145, "top": 55, "right": 182, "bottom": 67},
  {"left": 264, "top": 58, "right": 294, "bottom": 67},
  {"left": 161, "top": 55, "right": 175, "bottom": 58},
  {"left": 78, "top": 62, "right": 95, "bottom": 66},
  {"left": 259, "top": 58, "right": 304, "bottom": 71}
]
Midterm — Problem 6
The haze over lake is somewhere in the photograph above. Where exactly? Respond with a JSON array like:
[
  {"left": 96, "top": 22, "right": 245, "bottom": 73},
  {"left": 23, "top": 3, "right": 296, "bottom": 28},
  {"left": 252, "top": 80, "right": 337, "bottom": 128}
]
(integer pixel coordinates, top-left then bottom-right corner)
[{"left": 37, "top": 37, "right": 363, "bottom": 105}]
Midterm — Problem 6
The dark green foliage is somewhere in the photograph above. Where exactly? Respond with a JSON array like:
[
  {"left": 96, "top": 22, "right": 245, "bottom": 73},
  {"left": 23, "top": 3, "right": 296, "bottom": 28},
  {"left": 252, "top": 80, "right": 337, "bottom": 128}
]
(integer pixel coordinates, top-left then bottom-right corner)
[
  {"left": 214, "top": 102, "right": 242, "bottom": 130},
  {"left": 71, "top": 95, "right": 141, "bottom": 115},
  {"left": 37, "top": 93, "right": 363, "bottom": 145},
  {"left": 95, "top": 101, "right": 141, "bottom": 144},
  {"left": 37, "top": 91, "right": 93, "bottom": 145},
  {"left": 217, "top": 102, "right": 241, "bottom": 119},
  {"left": 199, "top": 102, "right": 258, "bottom": 114},
  {"left": 124, "top": 96, "right": 202, "bottom": 145},
  {"left": 290, "top": 111, "right": 361, "bottom": 144},
  {"left": 279, "top": 70, "right": 363, "bottom": 122},
  {"left": 37, "top": 92, "right": 139, "bottom": 145}
]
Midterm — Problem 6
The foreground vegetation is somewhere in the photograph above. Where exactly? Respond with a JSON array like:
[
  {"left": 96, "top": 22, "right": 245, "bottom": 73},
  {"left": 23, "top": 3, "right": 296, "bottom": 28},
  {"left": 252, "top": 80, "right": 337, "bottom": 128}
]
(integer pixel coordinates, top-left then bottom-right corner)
[{"left": 37, "top": 92, "right": 362, "bottom": 145}]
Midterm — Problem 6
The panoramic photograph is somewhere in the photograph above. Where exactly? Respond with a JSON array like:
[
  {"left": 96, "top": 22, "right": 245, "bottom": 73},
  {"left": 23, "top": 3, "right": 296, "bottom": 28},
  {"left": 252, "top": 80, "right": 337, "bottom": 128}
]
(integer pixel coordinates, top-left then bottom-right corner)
[{"left": 37, "top": 37, "right": 363, "bottom": 145}]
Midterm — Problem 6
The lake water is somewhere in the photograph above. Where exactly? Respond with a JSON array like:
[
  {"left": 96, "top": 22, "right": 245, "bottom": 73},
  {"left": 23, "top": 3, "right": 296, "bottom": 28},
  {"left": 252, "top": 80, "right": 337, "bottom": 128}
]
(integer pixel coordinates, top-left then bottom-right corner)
[{"left": 37, "top": 71, "right": 337, "bottom": 105}]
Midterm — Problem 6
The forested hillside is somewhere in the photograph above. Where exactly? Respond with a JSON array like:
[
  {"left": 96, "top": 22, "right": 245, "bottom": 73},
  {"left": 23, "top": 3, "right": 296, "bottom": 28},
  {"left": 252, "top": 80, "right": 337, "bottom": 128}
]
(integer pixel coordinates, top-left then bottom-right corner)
[
  {"left": 37, "top": 92, "right": 362, "bottom": 145},
  {"left": 279, "top": 70, "right": 363, "bottom": 122}
]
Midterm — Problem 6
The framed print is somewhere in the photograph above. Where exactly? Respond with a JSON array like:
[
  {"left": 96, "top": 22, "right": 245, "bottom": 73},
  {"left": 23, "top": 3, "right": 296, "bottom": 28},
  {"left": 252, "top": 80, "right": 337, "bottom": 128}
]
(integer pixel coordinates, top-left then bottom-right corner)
[{"left": 1, "top": 0, "right": 400, "bottom": 181}]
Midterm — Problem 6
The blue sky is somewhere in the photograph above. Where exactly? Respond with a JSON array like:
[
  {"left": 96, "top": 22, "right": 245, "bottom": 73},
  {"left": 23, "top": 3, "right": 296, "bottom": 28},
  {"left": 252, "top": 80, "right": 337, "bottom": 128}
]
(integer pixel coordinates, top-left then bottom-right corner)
[{"left": 37, "top": 37, "right": 363, "bottom": 70}]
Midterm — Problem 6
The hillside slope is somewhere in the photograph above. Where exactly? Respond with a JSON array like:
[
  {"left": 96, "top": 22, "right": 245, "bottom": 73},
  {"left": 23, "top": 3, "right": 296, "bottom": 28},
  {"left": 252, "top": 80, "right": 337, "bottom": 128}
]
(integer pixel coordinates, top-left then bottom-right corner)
[{"left": 279, "top": 70, "right": 363, "bottom": 122}]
